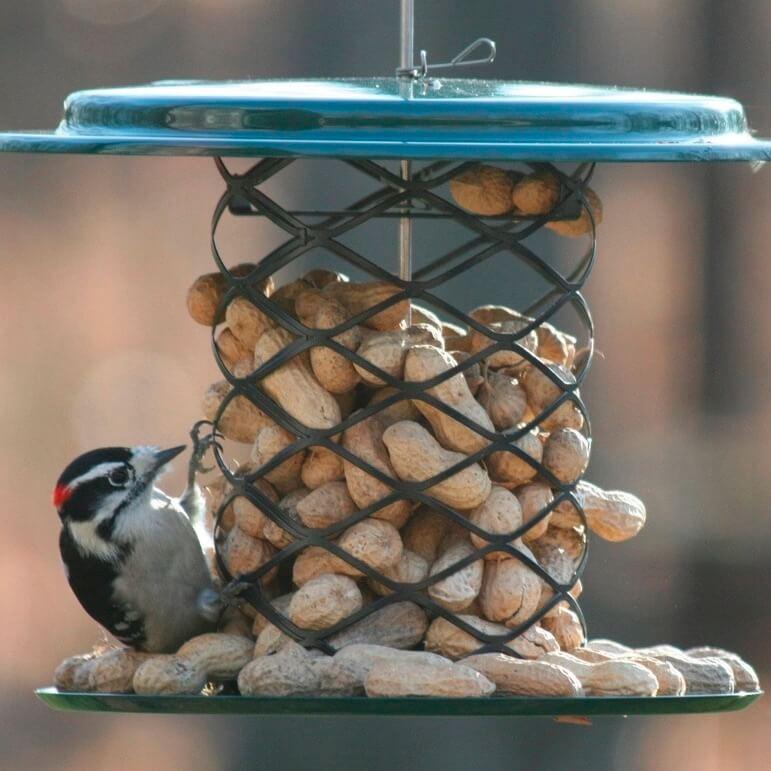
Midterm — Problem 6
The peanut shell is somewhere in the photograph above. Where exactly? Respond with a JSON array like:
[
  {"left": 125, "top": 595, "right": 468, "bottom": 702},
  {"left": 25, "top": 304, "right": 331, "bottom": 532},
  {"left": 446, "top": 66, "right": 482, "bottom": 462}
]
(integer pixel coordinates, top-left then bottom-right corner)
[
  {"left": 333, "top": 644, "right": 452, "bottom": 692},
  {"left": 301, "top": 446, "right": 345, "bottom": 489},
  {"left": 477, "top": 371, "right": 527, "bottom": 430},
  {"left": 86, "top": 649, "right": 153, "bottom": 693},
  {"left": 367, "top": 387, "right": 422, "bottom": 428},
  {"left": 522, "top": 364, "right": 584, "bottom": 431},
  {"left": 288, "top": 574, "right": 363, "bottom": 631},
  {"left": 535, "top": 322, "right": 576, "bottom": 368},
  {"left": 488, "top": 429, "right": 543, "bottom": 487},
  {"left": 468, "top": 318, "right": 539, "bottom": 369},
  {"left": 294, "top": 288, "right": 339, "bottom": 327},
  {"left": 510, "top": 170, "right": 602, "bottom": 237},
  {"left": 686, "top": 648, "right": 760, "bottom": 692},
  {"left": 133, "top": 656, "right": 206, "bottom": 695},
  {"left": 311, "top": 657, "right": 361, "bottom": 696},
  {"left": 402, "top": 508, "right": 454, "bottom": 564},
  {"left": 342, "top": 415, "right": 412, "bottom": 529},
  {"left": 369, "top": 549, "right": 430, "bottom": 596},
  {"left": 539, "top": 652, "right": 657, "bottom": 696},
  {"left": 202, "top": 380, "right": 273, "bottom": 444},
  {"left": 296, "top": 480, "right": 357, "bottom": 530},
  {"left": 405, "top": 345, "right": 494, "bottom": 454},
  {"left": 467, "top": 485, "right": 524, "bottom": 559},
  {"left": 547, "top": 187, "right": 603, "bottom": 238},
  {"left": 292, "top": 546, "right": 364, "bottom": 586},
  {"left": 177, "top": 633, "right": 254, "bottom": 679},
  {"left": 223, "top": 527, "right": 276, "bottom": 581},
  {"left": 541, "top": 606, "right": 585, "bottom": 651},
  {"left": 226, "top": 295, "right": 274, "bottom": 349},
  {"left": 409, "top": 304, "right": 444, "bottom": 337},
  {"left": 451, "top": 350, "right": 485, "bottom": 395},
  {"left": 510, "top": 170, "right": 561, "bottom": 216},
  {"left": 238, "top": 645, "right": 320, "bottom": 696},
  {"left": 262, "top": 488, "right": 307, "bottom": 549},
  {"left": 274, "top": 279, "right": 313, "bottom": 316},
  {"left": 469, "top": 305, "right": 523, "bottom": 326},
  {"left": 449, "top": 165, "right": 516, "bottom": 216},
  {"left": 425, "top": 615, "right": 558, "bottom": 660},
  {"left": 254, "top": 326, "right": 342, "bottom": 431},
  {"left": 428, "top": 540, "right": 484, "bottom": 612},
  {"left": 383, "top": 421, "right": 491, "bottom": 510},
  {"left": 215, "top": 326, "right": 253, "bottom": 371},
  {"left": 323, "top": 280, "right": 408, "bottom": 332},
  {"left": 218, "top": 606, "right": 254, "bottom": 638},
  {"left": 571, "top": 481, "right": 646, "bottom": 542},
  {"left": 304, "top": 269, "right": 349, "bottom": 289},
  {"left": 253, "top": 623, "right": 293, "bottom": 658},
  {"left": 338, "top": 518, "right": 403, "bottom": 572},
  {"left": 542, "top": 428, "right": 590, "bottom": 484},
  {"left": 329, "top": 602, "right": 428, "bottom": 651},
  {"left": 618, "top": 654, "right": 686, "bottom": 696},
  {"left": 250, "top": 424, "right": 304, "bottom": 495},
  {"left": 354, "top": 326, "right": 439, "bottom": 387},
  {"left": 515, "top": 482, "right": 554, "bottom": 542},
  {"left": 54, "top": 652, "right": 99, "bottom": 692},
  {"left": 308, "top": 297, "right": 361, "bottom": 394},
  {"left": 479, "top": 547, "right": 542, "bottom": 627},
  {"left": 187, "top": 265, "right": 269, "bottom": 326},
  {"left": 462, "top": 653, "right": 583, "bottom": 696},
  {"left": 585, "top": 639, "right": 631, "bottom": 656},
  {"left": 646, "top": 652, "right": 735, "bottom": 695},
  {"left": 232, "top": 479, "right": 279, "bottom": 538},
  {"left": 365, "top": 659, "right": 495, "bottom": 697}
]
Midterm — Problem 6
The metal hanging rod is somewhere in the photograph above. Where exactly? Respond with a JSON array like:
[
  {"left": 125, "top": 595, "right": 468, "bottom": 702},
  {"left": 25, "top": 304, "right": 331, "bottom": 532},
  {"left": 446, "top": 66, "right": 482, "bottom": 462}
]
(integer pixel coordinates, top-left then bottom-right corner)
[
  {"left": 398, "top": 0, "right": 414, "bottom": 322},
  {"left": 394, "top": 1, "right": 498, "bottom": 323}
]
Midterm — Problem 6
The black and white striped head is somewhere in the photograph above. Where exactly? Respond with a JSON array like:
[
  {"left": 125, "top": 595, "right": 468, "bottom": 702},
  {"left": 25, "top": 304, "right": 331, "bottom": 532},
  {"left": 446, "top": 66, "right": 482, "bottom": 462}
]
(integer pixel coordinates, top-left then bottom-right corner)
[{"left": 53, "top": 446, "right": 185, "bottom": 553}]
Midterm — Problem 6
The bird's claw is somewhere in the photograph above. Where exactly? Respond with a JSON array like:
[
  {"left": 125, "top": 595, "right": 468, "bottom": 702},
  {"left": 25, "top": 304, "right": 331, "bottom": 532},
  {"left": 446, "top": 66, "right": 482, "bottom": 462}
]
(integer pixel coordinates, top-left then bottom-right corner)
[
  {"left": 188, "top": 420, "right": 224, "bottom": 481},
  {"left": 197, "top": 580, "right": 250, "bottom": 623},
  {"left": 220, "top": 579, "right": 250, "bottom": 608}
]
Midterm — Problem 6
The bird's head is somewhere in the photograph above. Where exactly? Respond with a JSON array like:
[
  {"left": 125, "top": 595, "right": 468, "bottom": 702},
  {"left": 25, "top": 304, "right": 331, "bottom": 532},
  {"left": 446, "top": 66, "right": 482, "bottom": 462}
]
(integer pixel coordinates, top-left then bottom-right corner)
[{"left": 53, "top": 445, "right": 186, "bottom": 536}]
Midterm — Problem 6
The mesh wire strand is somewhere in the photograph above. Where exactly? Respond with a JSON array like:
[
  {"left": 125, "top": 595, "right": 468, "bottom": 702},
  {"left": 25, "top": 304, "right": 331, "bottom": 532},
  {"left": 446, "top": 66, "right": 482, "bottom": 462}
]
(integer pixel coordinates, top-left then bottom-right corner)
[{"left": 206, "top": 157, "right": 596, "bottom": 657}]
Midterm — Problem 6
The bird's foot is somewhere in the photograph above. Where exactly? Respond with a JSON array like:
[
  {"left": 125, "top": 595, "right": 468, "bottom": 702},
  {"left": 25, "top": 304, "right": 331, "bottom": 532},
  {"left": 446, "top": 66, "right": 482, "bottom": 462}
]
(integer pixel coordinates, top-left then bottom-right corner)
[
  {"left": 196, "top": 580, "right": 250, "bottom": 623},
  {"left": 220, "top": 579, "right": 250, "bottom": 607},
  {"left": 187, "top": 420, "right": 223, "bottom": 485}
]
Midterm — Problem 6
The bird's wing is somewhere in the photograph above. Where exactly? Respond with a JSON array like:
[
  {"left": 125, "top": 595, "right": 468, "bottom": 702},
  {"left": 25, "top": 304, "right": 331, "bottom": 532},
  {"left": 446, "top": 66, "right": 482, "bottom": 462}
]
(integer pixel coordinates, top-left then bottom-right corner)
[{"left": 59, "top": 526, "right": 147, "bottom": 649}]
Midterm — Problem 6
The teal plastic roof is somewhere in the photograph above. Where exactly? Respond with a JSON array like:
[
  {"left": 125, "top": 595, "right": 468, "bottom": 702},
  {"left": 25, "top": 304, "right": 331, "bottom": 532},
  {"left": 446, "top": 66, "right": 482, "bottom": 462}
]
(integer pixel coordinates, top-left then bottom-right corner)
[{"left": 1, "top": 79, "right": 769, "bottom": 161}]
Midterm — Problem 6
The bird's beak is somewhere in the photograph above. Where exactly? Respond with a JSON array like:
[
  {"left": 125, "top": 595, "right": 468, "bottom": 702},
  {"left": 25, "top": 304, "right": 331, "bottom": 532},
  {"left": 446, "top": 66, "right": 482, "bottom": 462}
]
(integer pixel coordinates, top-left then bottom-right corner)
[{"left": 152, "top": 445, "right": 186, "bottom": 474}]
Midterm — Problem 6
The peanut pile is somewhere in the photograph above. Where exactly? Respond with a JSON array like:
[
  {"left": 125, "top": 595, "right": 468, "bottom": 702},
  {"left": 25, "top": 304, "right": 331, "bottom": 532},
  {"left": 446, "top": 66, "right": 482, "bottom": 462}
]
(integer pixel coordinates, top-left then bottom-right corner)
[
  {"left": 56, "top": 635, "right": 758, "bottom": 699},
  {"left": 191, "top": 258, "right": 624, "bottom": 653},
  {"left": 449, "top": 164, "right": 602, "bottom": 236},
  {"left": 53, "top": 167, "right": 758, "bottom": 699}
]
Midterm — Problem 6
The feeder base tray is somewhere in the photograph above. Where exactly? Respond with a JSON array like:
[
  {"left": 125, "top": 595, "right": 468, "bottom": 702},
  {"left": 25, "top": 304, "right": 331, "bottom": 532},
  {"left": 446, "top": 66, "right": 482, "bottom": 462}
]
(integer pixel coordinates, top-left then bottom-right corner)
[{"left": 35, "top": 688, "right": 761, "bottom": 717}]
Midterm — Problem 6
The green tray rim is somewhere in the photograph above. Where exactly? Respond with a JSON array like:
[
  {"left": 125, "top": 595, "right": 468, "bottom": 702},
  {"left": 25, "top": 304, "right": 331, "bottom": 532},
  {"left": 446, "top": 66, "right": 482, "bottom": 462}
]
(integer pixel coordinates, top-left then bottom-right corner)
[{"left": 35, "top": 687, "right": 762, "bottom": 717}]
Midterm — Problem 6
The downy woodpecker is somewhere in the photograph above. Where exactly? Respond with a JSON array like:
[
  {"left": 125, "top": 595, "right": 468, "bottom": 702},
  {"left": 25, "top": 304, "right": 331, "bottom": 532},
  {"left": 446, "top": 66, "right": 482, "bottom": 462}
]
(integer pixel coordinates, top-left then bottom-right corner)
[{"left": 53, "top": 424, "right": 224, "bottom": 653}]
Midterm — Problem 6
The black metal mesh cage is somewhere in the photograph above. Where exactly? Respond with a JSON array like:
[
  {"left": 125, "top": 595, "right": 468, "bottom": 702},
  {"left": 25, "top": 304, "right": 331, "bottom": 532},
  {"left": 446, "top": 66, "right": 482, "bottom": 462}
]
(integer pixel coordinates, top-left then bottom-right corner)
[{"left": 205, "top": 156, "right": 596, "bottom": 657}]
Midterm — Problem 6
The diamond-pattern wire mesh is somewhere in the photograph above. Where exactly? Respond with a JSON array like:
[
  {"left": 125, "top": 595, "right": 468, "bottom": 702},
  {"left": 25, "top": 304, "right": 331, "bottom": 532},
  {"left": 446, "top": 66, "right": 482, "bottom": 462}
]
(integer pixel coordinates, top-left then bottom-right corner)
[{"left": 206, "top": 156, "right": 596, "bottom": 656}]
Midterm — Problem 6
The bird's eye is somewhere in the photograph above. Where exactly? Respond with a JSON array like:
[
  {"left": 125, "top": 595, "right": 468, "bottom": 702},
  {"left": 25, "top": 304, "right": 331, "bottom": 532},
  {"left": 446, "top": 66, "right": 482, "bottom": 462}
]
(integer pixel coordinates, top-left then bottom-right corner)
[{"left": 108, "top": 467, "right": 131, "bottom": 487}]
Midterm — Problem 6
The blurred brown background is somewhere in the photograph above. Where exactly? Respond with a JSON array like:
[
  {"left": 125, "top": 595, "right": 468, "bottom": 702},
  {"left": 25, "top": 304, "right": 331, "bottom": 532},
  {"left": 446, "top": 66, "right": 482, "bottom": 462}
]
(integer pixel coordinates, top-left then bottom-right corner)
[{"left": 0, "top": 1, "right": 769, "bottom": 770}]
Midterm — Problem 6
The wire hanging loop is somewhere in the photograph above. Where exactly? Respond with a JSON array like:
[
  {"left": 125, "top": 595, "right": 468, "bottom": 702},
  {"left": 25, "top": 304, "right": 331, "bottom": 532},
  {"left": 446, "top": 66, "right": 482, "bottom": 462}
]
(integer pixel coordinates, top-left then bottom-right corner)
[{"left": 396, "top": 37, "right": 497, "bottom": 80}]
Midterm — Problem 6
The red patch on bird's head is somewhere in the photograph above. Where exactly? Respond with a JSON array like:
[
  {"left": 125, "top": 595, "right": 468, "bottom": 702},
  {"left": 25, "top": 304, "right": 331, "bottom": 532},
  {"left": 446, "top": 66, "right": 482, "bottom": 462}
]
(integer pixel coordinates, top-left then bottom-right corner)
[{"left": 53, "top": 484, "right": 72, "bottom": 509}]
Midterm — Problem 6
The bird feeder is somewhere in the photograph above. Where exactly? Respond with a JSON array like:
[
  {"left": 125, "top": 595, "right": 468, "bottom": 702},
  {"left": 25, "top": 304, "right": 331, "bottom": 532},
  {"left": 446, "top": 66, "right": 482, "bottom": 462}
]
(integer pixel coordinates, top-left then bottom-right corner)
[{"left": 5, "top": 2, "right": 767, "bottom": 717}]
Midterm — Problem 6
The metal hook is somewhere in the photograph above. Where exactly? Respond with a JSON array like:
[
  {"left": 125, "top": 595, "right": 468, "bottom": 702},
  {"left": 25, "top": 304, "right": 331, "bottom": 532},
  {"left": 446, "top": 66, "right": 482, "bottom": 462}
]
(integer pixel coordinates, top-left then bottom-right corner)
[
  {"left": 397, "top": 37, "right": 496, "bottom": 80},
  {"left": 437, "top": 37, "right": 497, "bottom": 71}
]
